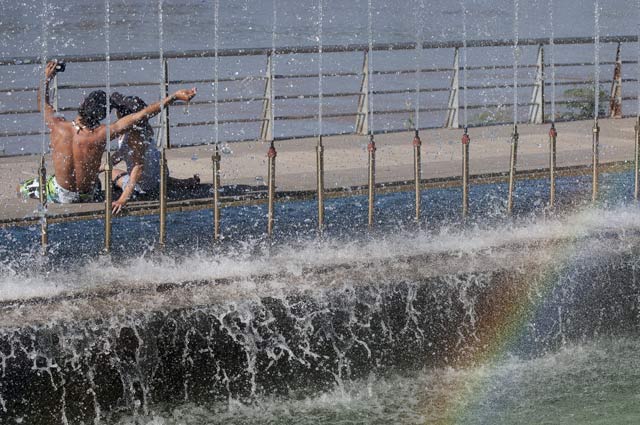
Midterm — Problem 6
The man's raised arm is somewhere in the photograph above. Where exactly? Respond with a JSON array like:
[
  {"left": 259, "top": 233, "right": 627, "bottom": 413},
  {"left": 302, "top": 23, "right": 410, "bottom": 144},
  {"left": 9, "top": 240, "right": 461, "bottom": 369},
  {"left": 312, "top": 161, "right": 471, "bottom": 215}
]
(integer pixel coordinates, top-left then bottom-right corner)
[
  {"left": 37, "top": 61, "right": 63, "bottom": 130},
  {"left": 108, "top": 88, "right": 197, "bottom": 139}
]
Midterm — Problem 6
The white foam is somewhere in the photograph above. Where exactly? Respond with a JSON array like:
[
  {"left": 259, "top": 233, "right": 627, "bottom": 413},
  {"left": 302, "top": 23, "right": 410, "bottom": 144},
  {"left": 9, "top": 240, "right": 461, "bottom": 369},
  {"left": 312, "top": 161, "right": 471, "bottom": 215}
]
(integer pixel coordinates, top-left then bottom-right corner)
[{"left": 1, "top": 205, "right": 639, "bottom": 302}]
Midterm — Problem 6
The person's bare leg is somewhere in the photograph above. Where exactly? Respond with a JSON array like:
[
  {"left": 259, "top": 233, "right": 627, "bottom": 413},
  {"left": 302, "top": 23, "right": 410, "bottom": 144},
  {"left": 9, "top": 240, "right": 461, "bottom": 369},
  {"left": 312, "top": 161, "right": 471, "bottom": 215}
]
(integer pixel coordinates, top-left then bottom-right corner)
[{"left": 112, "top": 169, "right": 128, "bottom": 189}]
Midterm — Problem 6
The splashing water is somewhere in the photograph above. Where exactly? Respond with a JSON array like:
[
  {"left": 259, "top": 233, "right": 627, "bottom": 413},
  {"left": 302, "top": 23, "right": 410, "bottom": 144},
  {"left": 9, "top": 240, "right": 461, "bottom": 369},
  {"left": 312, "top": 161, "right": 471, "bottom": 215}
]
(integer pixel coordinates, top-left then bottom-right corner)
[
  {"left": 549, "top": 0, "right": 556, "bottom": 122},
  {"left": 460, "top": 0, "right": 468, "bottom": 128},
  {"left": 512, "top": 0, "right": 519, "bottom": 125},
  {"left": 594, "top": 0, "right": 600, "bottom": 119},
  {"left": 318, "top": 0, "right": 323, "bottom": 137},
  {"left": 40, "top": 0, "right": 48, "bottom": 157},
  {"left": 105, "top": 0, "right": 111, "bottom": 152},
  {"left": 214, "top": 0, "right": 220, "bottom": 145},
  {"left": 367, "top": 0, "right": 374, "bottom": 135},
  {"left": 414, "top": 0, "right": 425, "bottom": 130}
]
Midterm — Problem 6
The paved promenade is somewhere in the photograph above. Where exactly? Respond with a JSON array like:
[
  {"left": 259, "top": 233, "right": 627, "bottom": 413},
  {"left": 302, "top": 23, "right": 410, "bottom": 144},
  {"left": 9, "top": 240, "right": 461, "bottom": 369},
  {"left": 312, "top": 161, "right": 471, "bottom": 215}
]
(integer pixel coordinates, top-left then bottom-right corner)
[{"left": 1, "top": 117, "right": 637, "bottom": 225}]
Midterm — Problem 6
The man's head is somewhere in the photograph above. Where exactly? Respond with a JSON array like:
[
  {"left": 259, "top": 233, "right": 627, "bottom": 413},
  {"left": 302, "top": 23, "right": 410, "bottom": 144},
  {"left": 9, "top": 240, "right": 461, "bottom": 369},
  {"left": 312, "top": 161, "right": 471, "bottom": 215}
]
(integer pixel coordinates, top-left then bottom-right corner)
[
  {"left": 110, "top": 92, "right": 152, "bottom": 135},
  {"left": 110, "top": 92, "right": 147, "bottom": 117},
  {"left": 78, "top": 90, "right": 107, "bottom": 129}
]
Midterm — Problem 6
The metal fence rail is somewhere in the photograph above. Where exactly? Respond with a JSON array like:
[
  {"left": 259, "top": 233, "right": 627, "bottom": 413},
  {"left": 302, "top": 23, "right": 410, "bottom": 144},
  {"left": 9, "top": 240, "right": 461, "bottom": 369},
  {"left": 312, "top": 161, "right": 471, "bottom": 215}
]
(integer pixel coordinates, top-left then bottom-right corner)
[{"left": 1, "top": 35, "right": 638, "bottom": 150}]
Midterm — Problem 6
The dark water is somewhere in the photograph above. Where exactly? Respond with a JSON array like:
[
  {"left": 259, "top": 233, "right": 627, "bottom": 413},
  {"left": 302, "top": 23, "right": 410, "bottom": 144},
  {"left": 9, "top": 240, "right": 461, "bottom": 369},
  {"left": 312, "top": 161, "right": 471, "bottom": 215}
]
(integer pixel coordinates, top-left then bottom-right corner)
[{"left": 0, "top": 0, "right": 636, "bottom": 57}]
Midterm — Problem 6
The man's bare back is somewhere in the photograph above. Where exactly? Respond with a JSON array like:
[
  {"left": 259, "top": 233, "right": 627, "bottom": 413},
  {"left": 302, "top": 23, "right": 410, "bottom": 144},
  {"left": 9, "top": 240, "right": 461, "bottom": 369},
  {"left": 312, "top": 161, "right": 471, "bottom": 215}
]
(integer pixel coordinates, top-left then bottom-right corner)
[{"left": 35, "top": 60, "right": 197, "bottom": 202}]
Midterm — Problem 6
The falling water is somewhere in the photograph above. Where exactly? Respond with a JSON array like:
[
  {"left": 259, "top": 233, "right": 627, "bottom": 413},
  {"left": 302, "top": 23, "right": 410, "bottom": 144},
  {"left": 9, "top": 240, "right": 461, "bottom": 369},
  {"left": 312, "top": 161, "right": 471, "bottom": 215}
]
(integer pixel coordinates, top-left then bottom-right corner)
[
  {"left": 105, "top": 0, "right": 111, "bottom": 152},
  {"left": 367, "top": 0, "right": 374, "bottom": 135},
  {"left": 460, "top": 0, "right": 468, "bottom": 128},
  {"left": 549, "top": 0, "right": 556, "bottom": 123},
  {"left": 40, "top": 0, "right": 48, "bottom": 156},
  {"left": 214, "top": 0, "right": 219, "bottom": 145},
  {"left": 513, "top": 0, "right": 519, "bottom": 125},
  {"left": 158, "top": 0, "right": 165, "bottom": 145},
  {"left": 414, "top": 0, "right": 424, "bottom": 130},
  {"left": 271, "top": 0, "right": 277, "bottom": 140},
  {"left": 594, "top": 0, "right": 600, "bottom": 119},
  {"left": 637, "top": 0, "right": 640, "bottom": 116},
  {"left": 318, "top": 0, "right": 323, "bottom": 137}
]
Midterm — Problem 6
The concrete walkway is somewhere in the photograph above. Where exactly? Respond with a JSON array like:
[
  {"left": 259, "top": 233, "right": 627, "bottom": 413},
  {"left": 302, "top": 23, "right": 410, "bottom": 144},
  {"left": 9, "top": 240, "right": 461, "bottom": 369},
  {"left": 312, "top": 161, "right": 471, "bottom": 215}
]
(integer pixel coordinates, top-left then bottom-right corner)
[{"left": 1, "top": 117, "right": 637, "bottom": 225}]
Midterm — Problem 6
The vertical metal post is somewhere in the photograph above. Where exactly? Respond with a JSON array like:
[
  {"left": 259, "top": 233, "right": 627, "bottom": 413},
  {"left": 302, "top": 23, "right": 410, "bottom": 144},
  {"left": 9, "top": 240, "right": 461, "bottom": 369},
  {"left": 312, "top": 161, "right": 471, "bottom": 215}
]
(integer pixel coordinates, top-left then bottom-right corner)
[
  {"left": 367, "top": 134, "right": 376, "bottom": 228},
  {"left": 592, "top": 118, "right": 600, "bottom": 203},
  {"left": 507, "top": 125, "right": 519, "bottom": 215},
  {"left": 212, "top": 145, "right": 221, "bottom": 241},
  {"left": 159, "top": 58, "right": 170, "bottom": 248},
  {"left": 412, "top": 130, "right": 422, "bottom": 221},
  {"left": 609, "top": 42, "right": 622, "bottom": 119},
  {"left": 159, "top": 149, "right": 167, "bottom": 247},
  {"left": 104, "top": 153, "right": 113, "bottom": 253},
  {"left": 444, "top": 48, "right": 460, "bottom": 129},
  {"left": 635, "top": 116, "right": 640, "bottom": 201},
  {"left": 316, "top": 135, "right": 325, "bottom": 234},
  {"left": 462, "top": 128, "right": 470, "bottom": 218},
  {"left": 355, "top": 50, "right": 370, "bottom": 135},
  {"left": 549, "top": 123, "right": 557, "bottom": 207},
  {"left": 38, "top": 155, "right": 48, "bottom": 253},
  {"left": 162, "top": 59, "right": 171, "bottom": 149},
  {"left": 260, "top": 53, "right": 274, "bottom": 141},
  {"left": 267, "top": 141, "right": 277, "bottom": 236},
  {"left": 528, "top": 44, "right": 545, "bottom": 124}
]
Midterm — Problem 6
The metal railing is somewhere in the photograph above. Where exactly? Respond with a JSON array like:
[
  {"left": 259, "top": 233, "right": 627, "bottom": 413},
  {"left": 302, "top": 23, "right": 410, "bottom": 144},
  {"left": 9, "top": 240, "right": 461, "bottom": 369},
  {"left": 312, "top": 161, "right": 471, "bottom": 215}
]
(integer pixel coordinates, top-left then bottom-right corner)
[{"left": 1, "top": 35, "right": 638, "bottom": 149}]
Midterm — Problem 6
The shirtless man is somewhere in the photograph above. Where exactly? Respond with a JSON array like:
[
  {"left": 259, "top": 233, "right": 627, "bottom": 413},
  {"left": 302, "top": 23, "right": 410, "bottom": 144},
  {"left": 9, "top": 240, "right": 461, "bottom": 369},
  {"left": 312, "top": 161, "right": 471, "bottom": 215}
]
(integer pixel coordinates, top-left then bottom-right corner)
[{"left": 19, "top": 60, "right": 196, "bottom": 203}]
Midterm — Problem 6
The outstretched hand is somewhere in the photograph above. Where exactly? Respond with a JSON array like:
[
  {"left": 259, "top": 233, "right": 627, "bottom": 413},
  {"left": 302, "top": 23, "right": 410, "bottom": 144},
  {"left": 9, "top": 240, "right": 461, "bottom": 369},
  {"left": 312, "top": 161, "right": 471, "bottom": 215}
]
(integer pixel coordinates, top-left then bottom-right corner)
[
  {"left": 172, "top": 88, "right": 197, "bottom": 103},
  {"left": 45, "top": 61, "right": 59, "bottom": 80},
  {"left": 112, "top": 199, "right": 126, "bottom": 215}
]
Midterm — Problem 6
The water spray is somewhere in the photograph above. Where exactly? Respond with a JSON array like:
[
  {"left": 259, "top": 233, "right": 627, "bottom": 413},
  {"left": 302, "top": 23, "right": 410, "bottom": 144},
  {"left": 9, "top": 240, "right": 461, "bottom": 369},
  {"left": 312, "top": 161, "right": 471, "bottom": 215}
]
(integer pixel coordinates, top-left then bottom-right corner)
[
  {"left": 104, "top": 0, "right": 113, "bottom": 253},
  {"left": 39, "top": 0, "right": 49, "bottom": 255},
  {"left": 548, "top": 0, "right": 556, "bottom": 209},
  {"left": 412, "top": 0, "right": 425, "bottom": 223},
  {"left": 159, "top": 0, "right": 170, "bottom": 248},
  {"left": 507, "top": 0, "right": 519, "bottom": 216},
  {"left": 592, "top": 0, "right": 600, "bottom": 203},
  {"left": 367, "top": 0, "right": 376, "bottom": 228},
  {"left": 213, "top": 0, "right": 221, "bottom": 241},
  {"left": 267, "top": 0, "right": 278, "bottom": 238},
  {"left": 460, "top": 0, "right": 470, "bottom": 220},
  {"left": 316, "top": 0, "right": 325, "bottom": 235}
]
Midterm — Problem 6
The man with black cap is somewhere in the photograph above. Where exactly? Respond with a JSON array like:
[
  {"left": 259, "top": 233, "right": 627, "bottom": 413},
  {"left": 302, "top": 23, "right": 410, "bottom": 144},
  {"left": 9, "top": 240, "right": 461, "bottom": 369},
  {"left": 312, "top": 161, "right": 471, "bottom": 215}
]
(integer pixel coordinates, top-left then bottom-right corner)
[{"left": 19, "top": 60, "right": 196, "bottom": 203}]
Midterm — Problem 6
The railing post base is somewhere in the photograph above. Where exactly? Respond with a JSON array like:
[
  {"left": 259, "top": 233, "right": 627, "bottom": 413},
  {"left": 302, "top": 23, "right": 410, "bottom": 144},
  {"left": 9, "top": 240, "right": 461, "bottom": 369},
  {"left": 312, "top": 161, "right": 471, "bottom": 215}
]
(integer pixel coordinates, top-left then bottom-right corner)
[
  {"left": 507, "top": 125, "right": 519, "bottom": 215},
  {"left": 212, "top": 145, "right": 221, "bottom": 241},
  {"left": 462, "top": 128, "right": 470, "bottom": 218},
  {"left": 316, "top": 136, "right": 325, "bottom": 235},
  {"left": 267, "top": 141, "right": 277, "bottom": 237},
  {"left": 367, "top": 135, "right": 376, "bottom": 228},
  {"left": 592, "top": 119, "right": 600, "bottom": 203}
]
